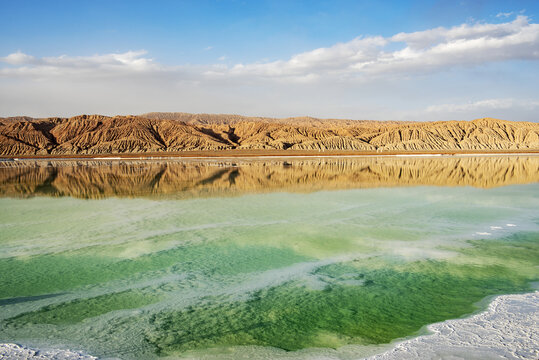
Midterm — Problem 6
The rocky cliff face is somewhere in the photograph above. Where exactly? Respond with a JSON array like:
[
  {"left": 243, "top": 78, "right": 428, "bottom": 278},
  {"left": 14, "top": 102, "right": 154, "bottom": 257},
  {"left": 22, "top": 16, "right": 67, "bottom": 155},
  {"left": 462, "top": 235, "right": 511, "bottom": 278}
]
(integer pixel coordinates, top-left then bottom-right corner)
[{"left": 1, "top": 113, "right": 538, "bottom": 155}]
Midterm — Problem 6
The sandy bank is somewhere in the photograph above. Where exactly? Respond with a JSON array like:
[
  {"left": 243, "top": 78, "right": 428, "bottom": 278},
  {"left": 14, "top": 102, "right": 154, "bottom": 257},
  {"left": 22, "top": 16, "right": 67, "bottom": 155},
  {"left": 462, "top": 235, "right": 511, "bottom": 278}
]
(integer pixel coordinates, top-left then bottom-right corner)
[{"left": 2, "top": 149, "right": 539, "bottom": 160}]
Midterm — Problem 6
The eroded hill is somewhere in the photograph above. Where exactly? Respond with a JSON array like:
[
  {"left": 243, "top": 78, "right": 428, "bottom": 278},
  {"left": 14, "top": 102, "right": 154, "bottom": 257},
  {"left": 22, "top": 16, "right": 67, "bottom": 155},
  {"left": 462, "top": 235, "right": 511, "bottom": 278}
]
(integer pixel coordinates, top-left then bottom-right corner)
[{"left": 0, "top": 113, "right": 538, "bottom": 155}]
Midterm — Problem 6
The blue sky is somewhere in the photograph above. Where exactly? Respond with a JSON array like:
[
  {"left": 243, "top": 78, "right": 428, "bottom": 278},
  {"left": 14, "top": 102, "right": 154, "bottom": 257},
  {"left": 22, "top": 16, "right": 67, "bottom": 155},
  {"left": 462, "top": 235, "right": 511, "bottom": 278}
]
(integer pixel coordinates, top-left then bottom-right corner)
[{"left": 1, "top": 0, "right": 538, "bottom": 121}]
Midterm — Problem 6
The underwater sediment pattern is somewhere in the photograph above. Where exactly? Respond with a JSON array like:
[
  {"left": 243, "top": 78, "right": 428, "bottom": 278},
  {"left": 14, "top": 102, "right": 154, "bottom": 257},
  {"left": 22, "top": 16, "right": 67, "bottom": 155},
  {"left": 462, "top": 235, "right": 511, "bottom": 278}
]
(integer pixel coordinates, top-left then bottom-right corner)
[{"left": 0, "top": 158, "right": 537, "bottom": 359}]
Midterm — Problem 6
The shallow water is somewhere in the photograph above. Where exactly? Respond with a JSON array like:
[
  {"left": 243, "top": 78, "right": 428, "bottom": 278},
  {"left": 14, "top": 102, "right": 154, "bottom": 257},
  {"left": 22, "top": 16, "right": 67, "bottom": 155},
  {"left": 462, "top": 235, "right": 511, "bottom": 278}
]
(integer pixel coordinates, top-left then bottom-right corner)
[{"left": 0, "top": 157, "right": 537, "bottom": 359}]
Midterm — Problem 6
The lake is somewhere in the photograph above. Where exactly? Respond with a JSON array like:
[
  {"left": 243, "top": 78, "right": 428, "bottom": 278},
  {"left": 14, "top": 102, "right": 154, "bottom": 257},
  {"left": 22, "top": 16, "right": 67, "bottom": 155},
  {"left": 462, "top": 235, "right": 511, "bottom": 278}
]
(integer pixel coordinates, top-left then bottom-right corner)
[{"left": 0, "top": 156, "right": 537, "bottom": 359}]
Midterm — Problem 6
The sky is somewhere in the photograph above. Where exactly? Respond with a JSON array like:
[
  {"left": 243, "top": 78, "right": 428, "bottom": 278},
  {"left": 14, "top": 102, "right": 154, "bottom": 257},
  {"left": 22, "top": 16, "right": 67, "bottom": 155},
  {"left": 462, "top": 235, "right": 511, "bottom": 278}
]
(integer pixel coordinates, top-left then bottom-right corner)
[{"left": 1, "top": 0, "right": 538, "bottom": 121}]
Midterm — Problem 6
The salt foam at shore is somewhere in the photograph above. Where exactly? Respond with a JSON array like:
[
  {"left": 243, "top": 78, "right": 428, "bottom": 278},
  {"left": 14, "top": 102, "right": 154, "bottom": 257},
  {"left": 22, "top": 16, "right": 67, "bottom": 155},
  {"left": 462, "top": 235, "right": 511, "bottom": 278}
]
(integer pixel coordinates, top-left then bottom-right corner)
[
  {"left": 0, "top": 343, "right": 97, "bottom": 359},
  {"left": 367, "top": 291, "right": 538, "bottom": 360}
]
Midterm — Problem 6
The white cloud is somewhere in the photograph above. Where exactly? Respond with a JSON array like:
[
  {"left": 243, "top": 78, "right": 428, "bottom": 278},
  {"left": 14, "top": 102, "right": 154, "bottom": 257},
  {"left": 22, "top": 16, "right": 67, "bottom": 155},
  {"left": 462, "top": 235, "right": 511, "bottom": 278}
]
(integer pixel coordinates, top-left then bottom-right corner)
[
  {"left": 204, "top": 46, "right": 213, "bottom": 51},
  {"left": 0, "top": 50, "right": 160, "bottom": 78},
  {"left": 425, "top": 98, "right": 539, "bottom": 113},
  {"left": 222, "top": 36, "right": 387, "bottom": 81},
  {"left": 2, "top": 15, "right": 538, "bottom": 83},
  {"left": 0, "top": 51, "right": 38, "bottom": 65},
  {"left": 220, "top": 15, "right": 539, "bottom": 80},
  {"left": 496, "top": 12, "right": 514, "bottom": 18}
]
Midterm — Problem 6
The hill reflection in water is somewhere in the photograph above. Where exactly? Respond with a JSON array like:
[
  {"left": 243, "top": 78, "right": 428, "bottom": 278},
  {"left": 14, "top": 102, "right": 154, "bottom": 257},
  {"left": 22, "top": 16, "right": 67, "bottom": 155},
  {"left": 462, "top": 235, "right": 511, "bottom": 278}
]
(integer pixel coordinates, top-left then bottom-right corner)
[{"left": 0, "top": 156, "right": 538, "bottom": 199}]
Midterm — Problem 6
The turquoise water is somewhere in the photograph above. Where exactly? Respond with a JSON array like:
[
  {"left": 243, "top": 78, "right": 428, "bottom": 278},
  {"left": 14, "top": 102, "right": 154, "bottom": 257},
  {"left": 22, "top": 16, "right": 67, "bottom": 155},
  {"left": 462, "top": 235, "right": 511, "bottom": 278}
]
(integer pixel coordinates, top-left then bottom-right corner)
[{"left": 0, "top": 158, "right": 537, "bottom": 359}]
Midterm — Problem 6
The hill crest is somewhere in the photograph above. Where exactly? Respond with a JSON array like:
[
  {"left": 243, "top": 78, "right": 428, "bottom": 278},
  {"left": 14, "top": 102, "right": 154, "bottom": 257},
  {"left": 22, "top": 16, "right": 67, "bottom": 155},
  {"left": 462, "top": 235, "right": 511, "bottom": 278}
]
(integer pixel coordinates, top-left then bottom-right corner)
[{"left": 0, "top": 113, "right": 537, "bottom": 155}]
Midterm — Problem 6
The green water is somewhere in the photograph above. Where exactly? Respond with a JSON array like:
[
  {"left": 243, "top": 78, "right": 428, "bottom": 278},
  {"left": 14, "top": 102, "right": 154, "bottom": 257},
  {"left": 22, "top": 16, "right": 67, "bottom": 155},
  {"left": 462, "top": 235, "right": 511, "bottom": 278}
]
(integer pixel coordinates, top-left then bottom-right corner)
[{"left": 0, "top": 159, "right": 537, "bottom": 359}]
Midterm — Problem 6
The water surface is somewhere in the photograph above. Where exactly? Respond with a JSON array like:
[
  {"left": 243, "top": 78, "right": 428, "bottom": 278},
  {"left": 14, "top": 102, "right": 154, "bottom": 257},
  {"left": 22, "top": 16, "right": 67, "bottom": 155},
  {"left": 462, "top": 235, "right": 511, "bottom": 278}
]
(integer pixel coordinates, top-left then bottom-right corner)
[{"left": 0, "top": 156, "right": 537, "bottom": 359}]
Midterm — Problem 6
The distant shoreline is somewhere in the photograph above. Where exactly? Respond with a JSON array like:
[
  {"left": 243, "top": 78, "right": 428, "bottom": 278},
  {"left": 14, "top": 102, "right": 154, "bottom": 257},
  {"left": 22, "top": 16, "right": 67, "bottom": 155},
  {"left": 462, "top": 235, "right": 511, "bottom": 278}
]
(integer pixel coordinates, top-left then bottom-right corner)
[{"left": 3, "top": 149, "right": 539, "bottom": 161}]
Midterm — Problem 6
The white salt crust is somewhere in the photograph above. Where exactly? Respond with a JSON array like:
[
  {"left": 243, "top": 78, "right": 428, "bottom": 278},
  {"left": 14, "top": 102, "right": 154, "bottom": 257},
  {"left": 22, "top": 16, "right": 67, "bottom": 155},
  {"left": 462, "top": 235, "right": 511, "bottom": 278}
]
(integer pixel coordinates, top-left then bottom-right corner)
[
  {"left": 0, "top": 343, "right": 97, "bottom": 359},
  {"left": 367, "top": 291, "right": 538, "bottom": 360}
]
